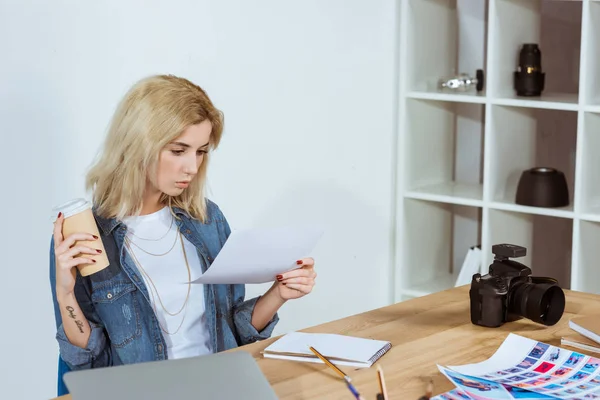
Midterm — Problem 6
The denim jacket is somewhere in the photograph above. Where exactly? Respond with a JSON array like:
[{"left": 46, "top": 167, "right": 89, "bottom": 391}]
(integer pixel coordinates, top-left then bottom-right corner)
[{"left": 49, "top": 199, "right": 279, "bottom": 373}]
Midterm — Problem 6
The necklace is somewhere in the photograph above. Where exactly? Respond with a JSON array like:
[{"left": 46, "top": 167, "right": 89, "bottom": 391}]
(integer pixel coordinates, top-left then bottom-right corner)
[
  {"left": 128, "top": 213, "right": 174, "bottom": 242},
  {"left": 126, "top": 226, "right": 179, "bottom": 257},
  {"left": 125, "top": 231, "right": 192, "bottom": 335}
]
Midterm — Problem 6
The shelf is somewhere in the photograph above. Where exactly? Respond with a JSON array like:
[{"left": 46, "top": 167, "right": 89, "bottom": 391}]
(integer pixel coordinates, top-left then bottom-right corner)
[
  {"left": 489, "top": 0, "right": 581, "bottom": 103},
  {"left": 579, "top": 210, "right": 600, "bottom": 224},
  {"left": 405, "top": 182, "right": 483, "bottom": 207},
  {"left": 574, "top": 220, "right": 600, "bottom": 294},
  {"left": 584, "top": 104, "right": 600, "bottom": 113},
  {"left": 488, "top": 201, "right": 574, "bottom": 219},
  {"left": 487, "top": 105, "right": 577, "bottom": 209},
  {"left": 490, "top": 92, "right": 579, "bottom": 111},
  {"left": 406, "top": 91, "right": 486, "bottom": 104},
  {"left": 579, "top": 112, "right": 600, "bottom": 215},
  {"left": 400, "top": 199, "right": 481, "bottom": 296},
  {"left": 405, "top": 99, "right": 485, "bottom": 200},
  {"left": 487, "top": 209, "right": 573, "bottom": 289},
  {"left": 583, "top": 1, "right": 600, "bottom": 106},
  {"left": 396, "top": 0, "right": 594, "bottom": 302},
  {"left": 406, "top": 0, "right": 487, "bottom": 94}
]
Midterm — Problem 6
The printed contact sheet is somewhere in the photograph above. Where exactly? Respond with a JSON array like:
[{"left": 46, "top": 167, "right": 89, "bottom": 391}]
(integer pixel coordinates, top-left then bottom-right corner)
[
  {"left": 431, "top": 388, "right": 474, "bottom": 399},
  {"left": 432, "top": 333, "right": 600, "bottom": 399}
]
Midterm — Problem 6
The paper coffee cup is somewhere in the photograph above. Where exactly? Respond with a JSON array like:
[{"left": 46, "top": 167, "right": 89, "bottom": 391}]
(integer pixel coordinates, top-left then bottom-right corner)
[{"left": 52, "top": 198, "right": 109, "bottom": 276}]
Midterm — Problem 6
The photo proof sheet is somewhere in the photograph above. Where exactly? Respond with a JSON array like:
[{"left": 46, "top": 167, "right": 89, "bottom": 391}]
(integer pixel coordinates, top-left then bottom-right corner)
[{"left": 431, "top": 333, "right": 600, "bottom": 400}]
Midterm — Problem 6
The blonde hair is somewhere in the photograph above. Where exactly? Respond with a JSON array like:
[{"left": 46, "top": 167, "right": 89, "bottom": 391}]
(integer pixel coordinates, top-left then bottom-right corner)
[{"left": 85, "top": 74, "right": 224, "bottom": 222}]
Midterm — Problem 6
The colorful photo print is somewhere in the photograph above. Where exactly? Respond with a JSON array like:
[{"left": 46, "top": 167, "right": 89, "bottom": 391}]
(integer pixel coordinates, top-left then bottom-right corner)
[
  {"left": 572, "top": 371, "right": 591, "bottom": 381},
  {"left": 517, "top": 357, "right": 538, "bottom": 369},
  {"left": 583, "top": 393, "right": 600, "bottom": 399},
  {"left": 543, "top": 384, "right": 563, "bottom": 391},
  {"left": 565, "top": 352, "right": 587, "bottom": 368},
  {"left": 431, "top": 389, "right": 472, "bottom": 400},
  {"left": 550, "top": 391, "right": 576, "bottom": 399},
  {"left": 543, "top": 347, "right": 562, "bottom": 362},
  {"left": 577, "top": 383, "right": 596, "bottom": 391},
  {"left": 585, "top": 382, "right": 600, "bottom": 391},
  {"left": 503, "top": 368, "right": 522, "bottom": 374},
  {"left": 506, "top": 375, "right": 527, "bottom": 382},
  {"left": 502, "top": 385, "right": 558, "bottom": 399},
  {"left": 536, "top": 383, "right": 562, "bottom": 393},
  {"left": 522, "top": 378, "right": 547, "bottom": 387},
  {"left": 440, "top": 368, "right": 511, "bottom": 400},
  {"left": 528, "top": 343, "right": 550, "bottom": 359},
  {"left": 453, "top": 391, "right": 472, "bottom": 400},
  {"left": 560, "top": 371, "right": 591, "bottom": 387},
  {"left": 534, "top": 362, "right": 555, "bottom": 374},
  {"left": 522, "top": 372, "right": 539, "bottom": 378},
  {"left": 552, "top": 367, "right": 573, "bottom": 378},
  {"left": 589, "top": 378, "right": 600, "bottom": 385},
  {"left": 582, "top": 359, "right": 600, "bottom": 374},
  {"left": 564, "top": 387, "right": 584, "bottom": 395}
]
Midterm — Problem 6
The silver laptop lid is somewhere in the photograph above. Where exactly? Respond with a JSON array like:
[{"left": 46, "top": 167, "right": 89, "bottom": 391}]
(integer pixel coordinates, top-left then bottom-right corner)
[{"left": 63, "top": 350, "right": 279, "bottom": 400}]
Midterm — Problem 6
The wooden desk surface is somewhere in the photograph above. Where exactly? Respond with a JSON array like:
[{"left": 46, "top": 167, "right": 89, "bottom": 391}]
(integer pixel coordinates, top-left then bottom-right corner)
[{"left": 53, "top": 286, "right": 600, "bottom": 399}]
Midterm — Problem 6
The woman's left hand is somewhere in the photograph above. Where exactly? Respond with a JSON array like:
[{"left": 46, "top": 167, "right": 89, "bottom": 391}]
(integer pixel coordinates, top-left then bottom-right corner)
[{"left": 275, "top": 257, "right": 316, "bottom": 300}]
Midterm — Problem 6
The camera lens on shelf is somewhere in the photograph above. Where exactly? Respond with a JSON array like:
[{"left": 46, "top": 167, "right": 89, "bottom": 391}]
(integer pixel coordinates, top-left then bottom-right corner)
[
  {"left": 514, "top": 43, "right": 545, "bottom": 97},
  {"left": 508, "top": 278, "right": 565, "bottom": 326}
]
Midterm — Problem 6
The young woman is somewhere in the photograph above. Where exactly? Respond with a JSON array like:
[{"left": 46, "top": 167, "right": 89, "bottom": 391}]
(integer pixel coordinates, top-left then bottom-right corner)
[{"left": 49, "top": 74, "right": 317, "bottom": 393}]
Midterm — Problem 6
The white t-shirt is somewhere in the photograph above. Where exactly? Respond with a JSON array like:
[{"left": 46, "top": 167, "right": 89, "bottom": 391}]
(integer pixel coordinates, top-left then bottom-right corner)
[{"left": 122, "top": 206, "right": 212, "bottom": 359}]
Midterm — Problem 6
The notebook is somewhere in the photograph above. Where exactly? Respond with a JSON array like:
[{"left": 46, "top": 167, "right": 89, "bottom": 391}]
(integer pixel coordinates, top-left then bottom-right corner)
[
  {"left": 561, "top": 333, "right": 600, "bottom": 355},
  {"left": 569, "top": 314, "right": 600, "bottom": 344},
  {"left": 262, "top": 331, "right": 391, "bottom": 368}
]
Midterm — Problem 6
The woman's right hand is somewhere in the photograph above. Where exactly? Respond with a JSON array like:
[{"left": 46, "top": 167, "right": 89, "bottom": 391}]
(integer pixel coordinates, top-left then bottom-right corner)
[{"left": 53, "top": 212, "right": 101, "bottom": 298}]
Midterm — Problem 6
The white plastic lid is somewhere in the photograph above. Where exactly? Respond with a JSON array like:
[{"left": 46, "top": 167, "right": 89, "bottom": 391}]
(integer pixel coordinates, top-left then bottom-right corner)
[{"left": 52, "top": 198, "right": 92, "bottom": 219}]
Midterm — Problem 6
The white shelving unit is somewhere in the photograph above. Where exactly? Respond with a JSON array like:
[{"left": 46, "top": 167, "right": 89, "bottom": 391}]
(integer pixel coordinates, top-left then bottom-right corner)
[{"left": 395, "top": 0, "right": 600, "bottom": 301}]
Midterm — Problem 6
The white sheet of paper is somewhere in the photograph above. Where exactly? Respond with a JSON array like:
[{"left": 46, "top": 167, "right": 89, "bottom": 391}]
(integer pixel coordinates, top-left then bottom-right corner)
[{"left": 189, "top": 226, "right": 323, "bottom": 284}]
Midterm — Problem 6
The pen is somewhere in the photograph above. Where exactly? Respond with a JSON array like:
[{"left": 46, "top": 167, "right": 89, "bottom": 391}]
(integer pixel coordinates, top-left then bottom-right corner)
[{"left": 308, "top": 346, "right": 365, "bottom": 400}]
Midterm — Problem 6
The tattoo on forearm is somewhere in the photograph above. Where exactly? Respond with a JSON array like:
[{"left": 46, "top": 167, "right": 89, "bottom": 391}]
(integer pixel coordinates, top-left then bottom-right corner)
[
  {"left": 66, "top": 306, "right": 85, "bottom": 334},
  {"left": 66, "top": 306, "right": 76, "bottom": 319},
  {"left": 74, "top": 319, "right": 85, "bottom": 333}
]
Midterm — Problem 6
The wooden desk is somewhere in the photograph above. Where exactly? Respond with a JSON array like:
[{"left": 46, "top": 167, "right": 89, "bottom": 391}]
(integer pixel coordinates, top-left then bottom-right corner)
[{"left": 53, "top": 286, "right": 600, "bottom": 399}]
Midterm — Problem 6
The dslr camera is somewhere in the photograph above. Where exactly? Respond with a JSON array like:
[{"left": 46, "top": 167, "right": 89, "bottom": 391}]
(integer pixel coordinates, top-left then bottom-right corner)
[{"left": 469, "top": 244, "right": 565, "bottom": 328}]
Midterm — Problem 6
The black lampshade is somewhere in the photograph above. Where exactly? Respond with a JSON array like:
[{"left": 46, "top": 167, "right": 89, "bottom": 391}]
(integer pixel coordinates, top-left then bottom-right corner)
[{"left": 515, "top": 167, "right": 569, "bottom": 208}]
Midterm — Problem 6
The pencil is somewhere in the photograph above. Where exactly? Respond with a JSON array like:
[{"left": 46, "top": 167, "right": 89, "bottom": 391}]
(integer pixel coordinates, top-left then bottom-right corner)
[
  {"left": 417, "top": 380, "right": 433, "bottom": 400},
  {"left": 377, "top": 365, "right": 389, "bottom": 400},
  {"left": 308, "top": 346, "right": 346, "bottom": 380},
  {"left": 308, "top": 346, "right": 365, "bottom": 400}
]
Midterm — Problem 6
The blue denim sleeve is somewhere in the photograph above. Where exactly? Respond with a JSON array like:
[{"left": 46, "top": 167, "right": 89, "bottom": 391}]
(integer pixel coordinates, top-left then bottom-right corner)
[
  {"left": 232, "top": 285, "right": 279, "bottom": 345},
  {"left": 50, "top": 237, "right": 112, "bottom": 370},
  {"left": 211, "top": 201, "right": 280, "bottom": 344},
  {"left": 55, "top": 320, "right": 111, "bottom": 368}
]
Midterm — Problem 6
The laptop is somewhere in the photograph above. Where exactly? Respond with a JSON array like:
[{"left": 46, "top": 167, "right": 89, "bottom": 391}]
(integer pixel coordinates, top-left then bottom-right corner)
[{"left": 62, "top": 350, "right": 279, "bottom": 400}]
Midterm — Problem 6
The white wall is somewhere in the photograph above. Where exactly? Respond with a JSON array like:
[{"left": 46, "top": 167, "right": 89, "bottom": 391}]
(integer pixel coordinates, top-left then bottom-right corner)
[
  {"left": 453, "top": 0, "right": 486, "bottom": 271},
  {"left": 0, "top": 1, "right": 398, "bottom": 398}
]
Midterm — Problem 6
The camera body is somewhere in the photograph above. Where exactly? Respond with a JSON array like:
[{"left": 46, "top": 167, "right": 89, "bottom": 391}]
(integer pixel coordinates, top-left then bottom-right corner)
[{"left": 469, "top": 244, "right": 565, "bottom": 328}]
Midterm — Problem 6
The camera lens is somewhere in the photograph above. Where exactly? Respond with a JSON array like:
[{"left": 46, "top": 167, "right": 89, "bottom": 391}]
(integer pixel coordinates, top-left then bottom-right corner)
[
  {"left": 508, "top": 280, "right": 565, "bottom": 326},
  {"left": 514, "top": 43, "right": 545, "bottom": 96},
  {"left": 519, "top": 44, "right": 542, "bottom": 72}
]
